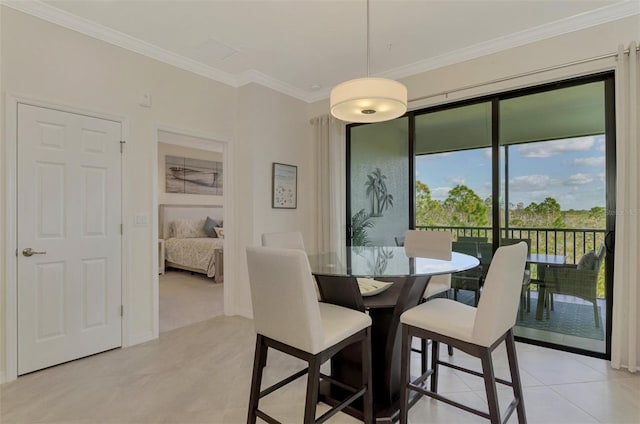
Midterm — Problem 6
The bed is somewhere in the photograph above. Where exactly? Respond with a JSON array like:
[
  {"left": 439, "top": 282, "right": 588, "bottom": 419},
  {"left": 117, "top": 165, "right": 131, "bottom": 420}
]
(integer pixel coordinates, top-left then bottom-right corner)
[{"left": 160, "top": 205, "right": 224, "bottom": 281}]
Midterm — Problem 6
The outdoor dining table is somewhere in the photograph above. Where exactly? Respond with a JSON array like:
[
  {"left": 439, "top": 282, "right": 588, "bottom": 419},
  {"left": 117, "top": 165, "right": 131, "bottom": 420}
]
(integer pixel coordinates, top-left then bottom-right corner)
[
  {"left": 526, "top": 253, "right": 567, "bottom": 320},
  {"left": 308, "top": 246, "right": 479, "bottom": 423}
]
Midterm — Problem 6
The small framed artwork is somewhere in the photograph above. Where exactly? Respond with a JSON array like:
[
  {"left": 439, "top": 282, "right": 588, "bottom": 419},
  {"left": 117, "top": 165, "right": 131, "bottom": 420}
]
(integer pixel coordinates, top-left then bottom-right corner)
[{"left": 272, "top": 163, "right": 297, "bottom": 209}]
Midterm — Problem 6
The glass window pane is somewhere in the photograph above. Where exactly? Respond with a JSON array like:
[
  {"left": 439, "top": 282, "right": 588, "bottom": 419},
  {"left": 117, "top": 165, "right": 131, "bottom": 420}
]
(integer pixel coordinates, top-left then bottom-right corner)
[
  {"left": 349, "top": 117, "right": 409, "bottom": 247},
  {"left": 415, "top": 102, "right": 492, "bottom": 307},
  {"left": 500, "top": 81, "right": 607, "bottom": 354}
]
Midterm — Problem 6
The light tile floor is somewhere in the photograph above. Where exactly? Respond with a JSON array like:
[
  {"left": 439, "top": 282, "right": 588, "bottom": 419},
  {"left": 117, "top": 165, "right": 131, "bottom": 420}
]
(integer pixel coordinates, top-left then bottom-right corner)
[
  {"left": 159, "top": 270, "right": 224, "bottom": 333},
  {"left": 1, "top": 315, "right": 639, "bottom": 423}
]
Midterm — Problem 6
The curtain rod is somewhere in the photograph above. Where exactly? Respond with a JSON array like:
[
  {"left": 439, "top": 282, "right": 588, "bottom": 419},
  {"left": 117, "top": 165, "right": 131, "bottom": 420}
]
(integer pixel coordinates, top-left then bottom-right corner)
[{"left": 408, "top": 46, "right": 639, "bottom": 104}]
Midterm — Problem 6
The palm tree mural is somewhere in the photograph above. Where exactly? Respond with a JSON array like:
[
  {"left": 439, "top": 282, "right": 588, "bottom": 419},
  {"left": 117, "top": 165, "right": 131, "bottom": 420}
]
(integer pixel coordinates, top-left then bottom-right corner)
[{"left": 364, "top": 168, "right": 394, "bottom": 217}]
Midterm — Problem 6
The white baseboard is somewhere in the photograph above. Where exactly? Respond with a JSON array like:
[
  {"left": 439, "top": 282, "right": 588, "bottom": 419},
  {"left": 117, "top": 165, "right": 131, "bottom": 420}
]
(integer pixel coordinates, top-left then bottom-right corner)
[
  {"left": 232, "top": 307, "right": 253, "bottom": 320},
  {"left": 126, "top": 331, "right": 155, "bottom": 347}
]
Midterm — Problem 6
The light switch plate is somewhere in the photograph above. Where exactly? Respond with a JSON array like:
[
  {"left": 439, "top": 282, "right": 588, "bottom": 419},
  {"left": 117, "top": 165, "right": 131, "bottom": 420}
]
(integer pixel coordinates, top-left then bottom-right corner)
[{"left": 134, "top": 214, "right": 148, "bottom": 227}]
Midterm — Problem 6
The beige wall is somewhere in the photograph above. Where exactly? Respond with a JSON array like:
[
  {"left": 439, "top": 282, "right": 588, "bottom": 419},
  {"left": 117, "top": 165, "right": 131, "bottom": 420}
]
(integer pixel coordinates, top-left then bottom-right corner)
[
  {"left": 0, "top": 6, "right": 314, "bottom": 380},
  {"left": 157, "top": 142, "right": 223, "bottom": 206},
  {"left": 233, "top": 83, "right": 316, "bottom": 317}
]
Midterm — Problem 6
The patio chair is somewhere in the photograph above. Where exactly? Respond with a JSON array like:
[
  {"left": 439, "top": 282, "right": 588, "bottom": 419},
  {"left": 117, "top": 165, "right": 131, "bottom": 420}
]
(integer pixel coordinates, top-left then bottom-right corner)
[
  {"left": 451, "top": 241, "right": 483, "bottom": 306},
  {"left": 542, "top": 244, "right": 605, "bottom": 327},
  {"left": 457, "top": 236, "right": 488, "bottom": 243}
]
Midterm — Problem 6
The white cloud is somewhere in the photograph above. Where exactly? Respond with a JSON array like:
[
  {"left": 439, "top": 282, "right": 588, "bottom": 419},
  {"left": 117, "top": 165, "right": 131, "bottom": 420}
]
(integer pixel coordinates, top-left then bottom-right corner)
[
  {"left": 565, "top": 173, "right": 594, "bottom": 185},
  {"left": 573, "top": 156, "right": 605, "bottom": 167},
  {"left": 446, "top": 176, "right": 466, "bottom": 185},
  {"left": 517, "top": 136, "right": 596, "bottom": 158},
  {"left": 508, "top": 175, "right": 557, "bottom": 192},
  {"left": 431, "top": 187, "right": 451, "bottom": 201},
  {"left": 556, "top": 192, "right": 578, "bottom": 207}
]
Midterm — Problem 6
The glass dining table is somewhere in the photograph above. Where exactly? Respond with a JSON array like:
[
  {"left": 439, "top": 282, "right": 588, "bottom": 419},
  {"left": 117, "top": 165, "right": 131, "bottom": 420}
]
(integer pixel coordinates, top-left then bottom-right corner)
[{"left": 308, "top": 246, "right": 479, "bottom": 423}]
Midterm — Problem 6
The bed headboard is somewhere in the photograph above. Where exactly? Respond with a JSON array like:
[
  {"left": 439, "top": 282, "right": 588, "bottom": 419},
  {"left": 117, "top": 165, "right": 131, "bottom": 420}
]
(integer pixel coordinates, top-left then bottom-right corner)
[{"left": 159, "top": 204, "right": 223, "bottom": 239}]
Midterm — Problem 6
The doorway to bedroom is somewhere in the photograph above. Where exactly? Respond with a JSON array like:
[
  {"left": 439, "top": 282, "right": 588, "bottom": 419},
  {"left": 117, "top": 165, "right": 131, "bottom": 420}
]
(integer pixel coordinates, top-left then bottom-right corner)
[{"left": 156, "top": 130, "right": 226, "bottom": 334}]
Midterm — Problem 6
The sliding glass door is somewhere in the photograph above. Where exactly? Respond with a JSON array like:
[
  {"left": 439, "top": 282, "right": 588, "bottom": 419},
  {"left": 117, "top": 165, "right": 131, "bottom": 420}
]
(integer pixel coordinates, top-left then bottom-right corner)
[
  {"left": 345, "top": 73, "right": 615, "bottom": 358},
  {"left": 499, "top": 80, "right": 612, "bottom": 354}
]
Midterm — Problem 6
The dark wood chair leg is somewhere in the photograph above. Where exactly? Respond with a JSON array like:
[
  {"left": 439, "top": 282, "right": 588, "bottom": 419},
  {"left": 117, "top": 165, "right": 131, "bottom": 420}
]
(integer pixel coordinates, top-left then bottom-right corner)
[
  {"left": 505, "top": 330, "right": 527, "bottom": 424},
  {"left": 362, "top": 329, "right": 374, "bottom": 424},
  {"left": 421, "top": 338, "right": 428, "bottom": 374},
  {"left": 430, "top": 339, "right": 440, "bottom": 393},
  {"left": 247, "top": 334, "right": 267, "bottom": 424},
  {"left": 445, "top": 290, "right": 454, "bottom": 356},
  {"left": 400, "top": 325, "right": 411, "bottom": 424},
  {"left": 593, "top": 302, "right": 600, "bottom": 328},
  {"left": 480, "top": 349, "right": 500, "bottom": 424},
  {"left": 303, "top": 355, "right": 321, "bottom": 424}
]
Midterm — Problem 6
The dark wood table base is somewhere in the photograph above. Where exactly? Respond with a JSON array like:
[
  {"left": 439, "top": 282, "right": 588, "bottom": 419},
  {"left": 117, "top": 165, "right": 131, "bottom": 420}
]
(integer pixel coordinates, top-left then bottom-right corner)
[{"left": 314, "top": 275, "right": 431, "bottom": 422}]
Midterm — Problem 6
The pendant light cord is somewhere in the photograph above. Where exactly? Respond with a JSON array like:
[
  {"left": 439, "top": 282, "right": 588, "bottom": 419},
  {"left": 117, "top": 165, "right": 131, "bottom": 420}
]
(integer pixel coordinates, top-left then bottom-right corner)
[{"left": 366, "top": 0, "right": 370, "bottom": 77}]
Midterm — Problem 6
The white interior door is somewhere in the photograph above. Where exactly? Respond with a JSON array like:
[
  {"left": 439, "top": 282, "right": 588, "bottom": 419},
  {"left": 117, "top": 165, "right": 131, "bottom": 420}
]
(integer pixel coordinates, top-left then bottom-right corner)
[{"left": 17, "top": 104, "right": 122, "bottom": 375}]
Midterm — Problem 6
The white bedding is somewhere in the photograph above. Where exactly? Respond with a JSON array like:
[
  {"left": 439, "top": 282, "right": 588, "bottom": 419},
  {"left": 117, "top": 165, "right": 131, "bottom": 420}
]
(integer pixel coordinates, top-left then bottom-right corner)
[{"left": 164, "top": 237, "right": 224, "bottom": 278}]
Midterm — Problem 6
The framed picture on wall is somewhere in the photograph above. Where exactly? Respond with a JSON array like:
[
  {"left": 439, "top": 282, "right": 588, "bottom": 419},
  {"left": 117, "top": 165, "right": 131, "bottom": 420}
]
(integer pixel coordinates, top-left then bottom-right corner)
[
  {"left": 272, "top": 163, "right": 297, "bottom": 209},
  {"left": 165, "top": 155, "right": 223, "bottom": 196}
]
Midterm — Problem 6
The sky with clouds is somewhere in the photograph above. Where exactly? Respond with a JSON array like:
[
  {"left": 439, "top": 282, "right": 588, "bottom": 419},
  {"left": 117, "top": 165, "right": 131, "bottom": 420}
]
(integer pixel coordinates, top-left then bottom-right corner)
[{"left": 416, "top": 135, "right": 606, "bottom": 211}]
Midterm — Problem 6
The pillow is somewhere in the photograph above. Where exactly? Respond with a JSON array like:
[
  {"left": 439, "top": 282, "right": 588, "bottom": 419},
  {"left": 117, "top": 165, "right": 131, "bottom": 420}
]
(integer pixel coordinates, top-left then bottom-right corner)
[
  {"left": 214, "top": 227, "right": 224, "bottom": 239},
  {"left": 173, "top": 219, "right": 208, "bottom": 238},
  {"left": 577, "top": 250, "right": 597, "bottom": 270},
  {"left": 203, "top": 216, "right": 218, "bottom": 238}
]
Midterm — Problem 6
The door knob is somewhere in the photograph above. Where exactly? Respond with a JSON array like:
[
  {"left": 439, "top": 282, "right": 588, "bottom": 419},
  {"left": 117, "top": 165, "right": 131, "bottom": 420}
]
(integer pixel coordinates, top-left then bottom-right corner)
[{"left": 22, "top": 248, "right": 46, "bottom": 257}]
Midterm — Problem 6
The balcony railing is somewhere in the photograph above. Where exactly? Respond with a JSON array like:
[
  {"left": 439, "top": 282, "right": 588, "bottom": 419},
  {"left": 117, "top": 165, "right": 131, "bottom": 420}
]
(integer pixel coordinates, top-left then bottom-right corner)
[{"left": 416, "top": 225, "right": 606, "bottom": 266}]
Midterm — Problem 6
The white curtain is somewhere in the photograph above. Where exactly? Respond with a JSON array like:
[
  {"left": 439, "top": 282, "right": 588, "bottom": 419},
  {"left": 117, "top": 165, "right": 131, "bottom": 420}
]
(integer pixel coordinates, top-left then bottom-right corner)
[
  {"left": 612, "top": 42, "right": 639, "bottom": 372},
  {"left": 312, "top": 115, "right": 346, "bottom": 257}
]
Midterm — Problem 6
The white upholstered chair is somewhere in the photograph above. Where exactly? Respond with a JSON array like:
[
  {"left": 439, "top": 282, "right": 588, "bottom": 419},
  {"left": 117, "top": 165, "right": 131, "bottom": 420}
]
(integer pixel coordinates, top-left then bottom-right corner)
[
  {"left": 399, "top": 242, "right": 528, "bottom": 424},
  {"left": 404, "top": 230, "right": 453, "bottom": 299},
  {"left": 261, "top": 231, "right": 305, "bottom": 250},
  {"left": 246, "top": 246, "right": 373, "bottom": 424},
  {"left": 404, "top": 230, "right": 454, "bottom": 357},
  {"left": 261, "top": 231, "right": 323, "bottom": 300}
]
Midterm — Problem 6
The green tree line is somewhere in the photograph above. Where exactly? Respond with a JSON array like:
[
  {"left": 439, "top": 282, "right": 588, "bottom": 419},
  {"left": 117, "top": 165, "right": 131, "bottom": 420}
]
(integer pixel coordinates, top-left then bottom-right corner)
[{"left": 416, "top": 181, "right": 606, "bottom": 229}]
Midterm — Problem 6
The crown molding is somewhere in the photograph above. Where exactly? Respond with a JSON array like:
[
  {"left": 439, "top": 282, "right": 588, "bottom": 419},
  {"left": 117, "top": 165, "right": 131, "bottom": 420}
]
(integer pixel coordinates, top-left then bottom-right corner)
[
  {"left": 237, "top": 70, "right": 313, "bottom": 102},
  {"left": 379, "top": 1, "right": 640, "bottom": 81},
  {"left": 2, "top": 0, "right": 637, "bottom": 104},
  {"left": 1, "top": 0, "right": 240, "bottom": 87}
]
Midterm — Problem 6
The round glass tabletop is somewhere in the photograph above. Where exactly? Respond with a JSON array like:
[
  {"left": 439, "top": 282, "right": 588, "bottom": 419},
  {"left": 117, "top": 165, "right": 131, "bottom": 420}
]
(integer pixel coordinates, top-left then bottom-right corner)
[{"left": 309, "top": 246, "right": 479, "bottom": 278}]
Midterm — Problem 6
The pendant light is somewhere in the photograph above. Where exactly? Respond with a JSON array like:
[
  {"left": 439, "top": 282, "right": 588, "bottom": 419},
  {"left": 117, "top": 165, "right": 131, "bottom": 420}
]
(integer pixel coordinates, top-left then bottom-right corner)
[{"left": 330, "top": 0, "right": 407, "bottom": 123}]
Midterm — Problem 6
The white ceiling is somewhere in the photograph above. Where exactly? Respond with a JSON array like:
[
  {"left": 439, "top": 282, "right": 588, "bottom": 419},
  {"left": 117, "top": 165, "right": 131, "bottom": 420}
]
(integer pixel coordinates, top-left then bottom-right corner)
[{"left": 7, "top": 0, "right": 639, "bottom": 102}]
